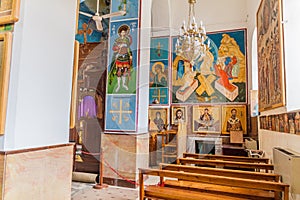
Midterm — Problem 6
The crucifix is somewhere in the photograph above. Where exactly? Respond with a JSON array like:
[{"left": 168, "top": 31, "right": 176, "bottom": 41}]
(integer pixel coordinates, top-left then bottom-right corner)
[
  {"left": 78, "top": 23, "right": 93, "bottom": 44},
  {"left": 109, "top": 99, "right": 133, "bottom": 124},
  {"left": 152, "top": 89, "right": 167, "bottom": 104}
]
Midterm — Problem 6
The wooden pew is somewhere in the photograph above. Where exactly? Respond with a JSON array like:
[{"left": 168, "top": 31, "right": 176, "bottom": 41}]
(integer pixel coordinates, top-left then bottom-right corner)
[
  {"left": 178, "top": 158, "right": 274, "bottom": 172},
  {"left": 139, "top": 168, "right": 289, "bottom": 200},
  {"left": 183, "top": 152, "right": 269, "bottom": 164},
  {"left": 160, "top": 163, "right": 280, "bottom": 182},
  {"left": 160, "top": 163, "right": 281, "bottom": 199}
]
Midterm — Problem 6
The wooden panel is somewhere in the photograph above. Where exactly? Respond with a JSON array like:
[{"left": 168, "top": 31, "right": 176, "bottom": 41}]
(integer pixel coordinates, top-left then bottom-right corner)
[
  {"left": 183, "top": 153, "right": 269, "bottom": 163},
  {"left": 140, "top": 168, "right": 289, "bottom": 192},
  {"left": 145, "top": 185, "right": 246, "bottom": 200},
  {"left": 160, "top": 163, "right": 280, "bottom": 182},
  {"left": 179, "top": 158, "right": 274, "bottom": 171},
  {"left": 164, "top": 180, "right": 274, "bottom": 200}
]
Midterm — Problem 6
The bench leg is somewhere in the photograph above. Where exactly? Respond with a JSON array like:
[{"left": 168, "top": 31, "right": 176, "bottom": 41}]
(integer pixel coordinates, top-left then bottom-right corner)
[{"left": 139, "top": 172, "right": 144, "bottom": 200}]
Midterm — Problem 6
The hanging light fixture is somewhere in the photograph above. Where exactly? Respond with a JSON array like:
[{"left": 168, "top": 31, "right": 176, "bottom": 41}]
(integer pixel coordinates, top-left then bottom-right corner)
[{"left": 175, "top": 0, "right": 210, "bottom": 66}]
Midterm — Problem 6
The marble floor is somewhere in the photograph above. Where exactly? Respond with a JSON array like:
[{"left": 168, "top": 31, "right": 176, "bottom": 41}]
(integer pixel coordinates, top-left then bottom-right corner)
[
  {"left": 71, "top": 176, "right": 159, "bottom": 200},
  {"left": 71, "top": 182, "right": 139, "bottom": 200}
]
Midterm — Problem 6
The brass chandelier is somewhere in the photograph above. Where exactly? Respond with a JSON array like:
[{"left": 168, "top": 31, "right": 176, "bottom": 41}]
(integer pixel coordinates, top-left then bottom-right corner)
[{"left": 175, "top": 0, "right": 210, "bottom": 65}]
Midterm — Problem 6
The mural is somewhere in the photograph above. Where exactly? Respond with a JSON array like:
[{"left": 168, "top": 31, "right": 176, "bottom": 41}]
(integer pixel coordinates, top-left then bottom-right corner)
[
  {"left": 107, "top": 19, "right": 138, "bottom": 94},
  {"left": 171, "top": 106, "right": 187, "bottom": 125},
  {"left": 110, "top": 0, "right": 139, "bottom": 20},
  {"left": 105, "top": 0, "right": 140, "bottom": 132},
  {"left": 257, "top": 0, "right": 285, "bottom": 111},
  {"left": 192, "top": 105, "right": 221, "bottom": 134},
  {"left": 221, "top": 105, "right": 247, "bottom": 134},
  {"left": 172, "top": 29, "right": 247, "bottom": 104},
  {"left": 148, "top": 108, "right": 169, "bottom": 132},
  {"left": 149, "top": 37, "right": 170, "bottom": 105},
  {"left": 105, "top": 95, "right": 136, "bottom": 131},
  {"left": 76, "top": 0, "right": 110, "bottom": 43},
  {"left": 260, "top": 112, "right": 300, "bottom": 135},
  {"left": 150, "top": 37, "right": 170, "bottom": 61}
]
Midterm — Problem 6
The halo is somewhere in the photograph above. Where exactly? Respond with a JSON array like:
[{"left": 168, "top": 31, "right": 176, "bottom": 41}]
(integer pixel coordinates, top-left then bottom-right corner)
[
  {"left": 152, "top": 62, "right": 165, "bottom": 74},
  {"left": 117, "top": 24, "right": 130, "bottom": 36}
]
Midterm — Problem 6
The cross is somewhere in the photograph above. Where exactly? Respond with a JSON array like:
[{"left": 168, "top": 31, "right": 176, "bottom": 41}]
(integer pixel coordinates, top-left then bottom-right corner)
[
  {"left": 196, "top": 74, "right": 216, "bottom": 96},
  {"left": 152, "top": 89, "right": 167, "bottom": 103},
  {"left": 109, "top": 99, "right": 133, "bottom": 125},
  {"left": 78, "top": 23, "right": 93, "bottom": 44},
  {"left": 156, "top": 42, "right": 163, "bottom": 57}
]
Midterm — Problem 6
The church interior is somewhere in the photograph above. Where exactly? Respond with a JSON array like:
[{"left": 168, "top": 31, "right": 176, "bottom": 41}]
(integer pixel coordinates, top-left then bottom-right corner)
[{"left": 0, "top": 0, "right": 299, "bottom": 199}]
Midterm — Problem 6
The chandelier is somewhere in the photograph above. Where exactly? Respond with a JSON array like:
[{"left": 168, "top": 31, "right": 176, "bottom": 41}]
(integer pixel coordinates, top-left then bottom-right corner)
[{"left": 175, "top": 0, "right": 210, "bottom": 66}]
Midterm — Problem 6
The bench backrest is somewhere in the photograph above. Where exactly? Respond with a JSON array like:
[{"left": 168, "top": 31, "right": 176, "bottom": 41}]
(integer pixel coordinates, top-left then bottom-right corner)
[
  {"left": 160, "top": 163, "right": 280, "bottom": 182},
  {"left": 178, "top": 158, "right": 274, "bottom": 172},
  {"left": 139, "top": 168, "right": 289, "bottom": 193},
  {"left": 183, "top": 153, "right": 269, "bottom": 164}
]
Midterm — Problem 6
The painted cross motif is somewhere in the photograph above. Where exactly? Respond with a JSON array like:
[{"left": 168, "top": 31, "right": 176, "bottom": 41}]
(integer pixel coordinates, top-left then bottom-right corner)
[
  {"left": 78, "top": 23, "right": 93, "bottom": 44},
  {"left": 155, "top": 42, "right": 163, "bottom": 57},
  {"left": 152, "top": 89, "right": 167, "bottom": 104},
  {"left": 109, "top": 99, "right": 133, "bottom": 124},
  {"left": 196, "top": 74, "right": 216, "bottom": 96}
]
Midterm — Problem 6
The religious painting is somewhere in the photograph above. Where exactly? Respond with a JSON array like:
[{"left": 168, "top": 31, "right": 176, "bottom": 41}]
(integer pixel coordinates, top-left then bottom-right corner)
[
  {"left": 257, "top": 0, "right": 285, "bottom": 111},
  {"left": 221, "top": 105, "right": 247, "bottom": 134},
  {"left": 171, "top": 106, "right": 187, "bottom": 125},
  {"left": 288, "top": 113, "right": 295, "bottom": 134},
  {"left": 70, "top": 41, "right": 79, "bottom": 129},
  {"left": 260, "top": 116, "right": 267, "bottom": 130},
  {"left": 107, "top": 19, "right": 138, "bottom": 94},
  {"left": 149, "top": 88, "right": 168, "bottom": 105},
  {"left": 149, "top": 60, "right": 168, "bottom": 88},
  {"left": 150, "top": 37, "right": 169, "bottom": 61},
  {"left": 0, "top": 0, "right": 20, "bottom": 25},
  {"left": 171, "top": 29, "right": 247, "bottom": 104},
  {"left": 192, "top": 105, "right": 221, "bottom": 134},
  {"left": 274, "top": 115, "right": 280, "bottom": 132},
  {"left": 148, "top": 107, "right": 169, "bottom": 132},
  {"left": 110, "top": 0, "right": 140, "bottom": 21},
  {"left": 0, "top": 32, "right": 12, "bottom": 134},
  {"left": 105, "top": 95, "right": 136, "bottom": 132},
  {"left": 78, "top": 95, "right": 97, "bottom": 119},
  {"left": 149, "top": 36, "right": 170, "bottom": 105},
  {"left": 294, "top": 112, "right": 300, "bottom": 135},
  {"left": 76, "top": 0, "right": 110, "bottom": 43},
  {"left": 149, "top": 60, "right": 169, "bottom": 105}
]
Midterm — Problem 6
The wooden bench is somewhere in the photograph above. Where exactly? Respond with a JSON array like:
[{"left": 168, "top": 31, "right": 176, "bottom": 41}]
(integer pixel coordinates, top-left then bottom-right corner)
[
  {"left": 183, "top": 152, "right": 269, "bottom": 164},
  {"left": 178, "top": 157, "right": 274, "bottom": 172},
  {"left": 139, "top": 168, "right": 289, "bottom": 200},
  {"left": 160, "top": 163, "right": 280, "bottom": 182}
]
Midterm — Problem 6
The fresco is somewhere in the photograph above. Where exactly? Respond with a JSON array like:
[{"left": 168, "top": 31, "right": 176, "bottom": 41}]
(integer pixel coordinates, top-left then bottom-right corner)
[
  {"left": 107, "top": 19, "right": 138, "bottom": 94},
  {"left": 257, "top": 0, "right": 285, "bottom": 111},
  {"left": 105, "top": 0, "right": 140, "bottom": 133},
  {"left": 149, "top": 37, "right": 169, "bottom": 105},
  {"left": 172, "top": 29, "right": 247, "bottom": 104}
]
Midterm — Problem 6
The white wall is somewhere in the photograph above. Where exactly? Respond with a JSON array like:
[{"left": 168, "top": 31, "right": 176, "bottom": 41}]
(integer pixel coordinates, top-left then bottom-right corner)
[
  {"left": 170, "top": 0, "right": 248, "bottom": 35},
  {"left": 2, "top": 0, "right": 77, "bottom": 150},
  {"left": 151, "top": 0, "right": 170, "bottom": 36},
  {"left": 282, "top": 0, "right": 300, "bottom": 111},
  {"left": 137, "top": 0, "right": 152, "bottom": 133}
]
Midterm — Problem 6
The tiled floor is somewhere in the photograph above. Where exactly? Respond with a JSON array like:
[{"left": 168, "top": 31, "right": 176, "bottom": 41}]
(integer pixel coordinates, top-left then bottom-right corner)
[
  {"left": 71, "top": 182, "right": 139, "bottom": 200},
  {"left": 71, "top": 176, "right": 159, "bottom": 200}
]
